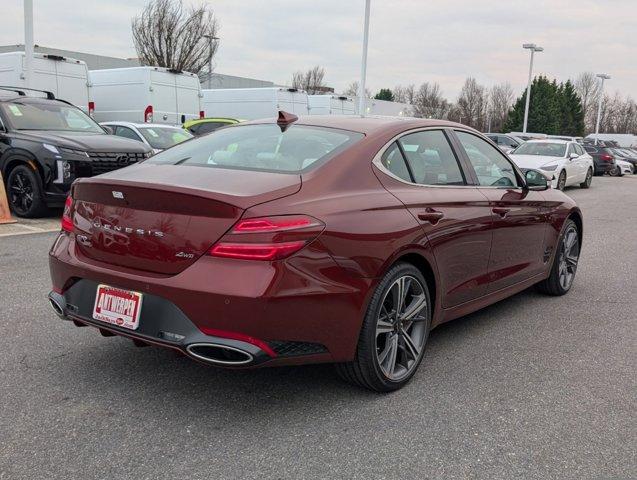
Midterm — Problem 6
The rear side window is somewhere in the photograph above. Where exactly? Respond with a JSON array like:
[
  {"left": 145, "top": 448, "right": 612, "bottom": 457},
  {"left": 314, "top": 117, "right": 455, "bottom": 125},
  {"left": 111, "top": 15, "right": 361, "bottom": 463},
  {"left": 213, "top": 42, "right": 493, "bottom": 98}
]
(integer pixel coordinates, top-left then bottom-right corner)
[
  {"left": 398, "top": 130, "right": 465, "bottom": 186},
  {"left": 381, "top": 142, "right": 411, "bottom": 182},
  {"left": 584, "top": 146, "right": 597, "bottom": 153},
  {"left": 148, "top": 124, "right": 363, "bottom": 173},
  {"left": 191, "top": 122, "right": 227, "bottom": 135}
]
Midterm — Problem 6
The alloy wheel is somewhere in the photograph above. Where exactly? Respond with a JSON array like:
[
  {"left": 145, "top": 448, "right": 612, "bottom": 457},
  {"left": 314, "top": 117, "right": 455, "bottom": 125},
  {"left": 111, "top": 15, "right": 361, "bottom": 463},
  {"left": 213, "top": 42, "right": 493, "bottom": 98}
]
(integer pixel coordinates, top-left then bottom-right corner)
[
  {"left": 557, "top": 225, "right": 579, "bottom": 290},
  {"left": 9, "top": 170, "right": 34, "bottom": 215},
  {"left": 375, "top": 275, "right": 428, "bottom": 381},
  {"left": 585, "top": 169, "right": 592, "bottom": 186},
  {"left": 557, "top": 171, "right": 566, "bottom": 190}
]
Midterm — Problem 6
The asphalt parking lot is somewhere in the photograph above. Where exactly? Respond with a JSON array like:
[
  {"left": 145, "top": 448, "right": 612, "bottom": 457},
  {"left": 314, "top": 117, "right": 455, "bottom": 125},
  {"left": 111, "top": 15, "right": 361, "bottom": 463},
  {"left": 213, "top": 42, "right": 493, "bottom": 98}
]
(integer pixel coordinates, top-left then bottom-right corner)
[{"left": 0, "top": 176, "right": 635, "bottom": 479}]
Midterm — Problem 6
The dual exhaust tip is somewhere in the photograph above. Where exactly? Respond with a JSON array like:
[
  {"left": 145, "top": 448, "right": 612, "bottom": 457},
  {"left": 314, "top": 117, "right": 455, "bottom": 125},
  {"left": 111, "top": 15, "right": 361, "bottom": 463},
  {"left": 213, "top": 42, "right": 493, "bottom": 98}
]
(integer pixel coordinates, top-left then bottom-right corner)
[{"left": 48, "top": 292, "right": 257, "bottom": 366}]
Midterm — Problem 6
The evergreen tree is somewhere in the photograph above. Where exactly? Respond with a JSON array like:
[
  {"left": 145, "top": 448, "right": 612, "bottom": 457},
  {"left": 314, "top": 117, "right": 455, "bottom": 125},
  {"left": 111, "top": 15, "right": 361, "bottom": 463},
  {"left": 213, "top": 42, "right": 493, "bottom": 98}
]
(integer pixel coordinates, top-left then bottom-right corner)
[
  {"left": 558, "top": 80, "right": 585, "bottom": 136},
  {"left": 504, "top": 76, "right": 561, "bottom": 134},
  {"left": 374, "top": 88, "right": 395, "bottom": 101}
]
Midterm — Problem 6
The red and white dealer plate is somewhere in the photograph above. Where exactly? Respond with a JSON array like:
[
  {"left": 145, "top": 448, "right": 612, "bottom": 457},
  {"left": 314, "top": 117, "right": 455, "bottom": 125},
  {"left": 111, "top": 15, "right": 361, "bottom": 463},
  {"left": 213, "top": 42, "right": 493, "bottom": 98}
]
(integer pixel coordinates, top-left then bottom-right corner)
[{"left": 92, "top": 284, "right": 143, "bottom": 330}]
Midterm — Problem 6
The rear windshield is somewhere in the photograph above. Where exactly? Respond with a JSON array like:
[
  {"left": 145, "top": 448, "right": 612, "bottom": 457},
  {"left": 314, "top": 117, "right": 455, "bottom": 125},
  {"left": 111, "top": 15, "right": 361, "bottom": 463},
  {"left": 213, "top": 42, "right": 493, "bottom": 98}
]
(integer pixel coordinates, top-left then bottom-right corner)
[
  {"left": 147, "top": 124, "right": 363, "bottom": 173},
  {"left": 1, "top": 101, "right": 103, "bottom": 133},
  {"left": 513, "top": 142, "right": 566, "bottom": 157}
]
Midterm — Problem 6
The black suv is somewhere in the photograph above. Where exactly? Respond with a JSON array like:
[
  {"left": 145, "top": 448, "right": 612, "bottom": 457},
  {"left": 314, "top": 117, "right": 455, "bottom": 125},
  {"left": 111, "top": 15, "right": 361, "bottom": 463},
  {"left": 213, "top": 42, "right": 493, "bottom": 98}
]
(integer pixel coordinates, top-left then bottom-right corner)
[{"left": 0, "top": 87, "right": 152, "bottom": 217}]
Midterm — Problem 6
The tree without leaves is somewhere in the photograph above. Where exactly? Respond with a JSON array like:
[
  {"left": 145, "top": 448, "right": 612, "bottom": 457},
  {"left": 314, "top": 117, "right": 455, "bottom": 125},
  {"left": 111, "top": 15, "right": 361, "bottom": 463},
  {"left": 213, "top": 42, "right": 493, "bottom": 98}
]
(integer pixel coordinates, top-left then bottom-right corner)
[
  {"left": 487, "top": 83, "right": 514, "bottom": 132},
  {"left": 343, "top": 81, "right": 371, "bottom": 98},
  {"left": 132, "top": 0, "right": 219, "bottom": 76},
  {"left": 291, "top": 66, "right": 326, "bottom": 94},
  {"left": 411, "top": 82, "right": 449, "bottom": 119},
  {"left": 574, "top": 72, "right": 601, "bottom": 132},
  {"left": 454, "top": 77, "right": 488, "bottom": 129}
]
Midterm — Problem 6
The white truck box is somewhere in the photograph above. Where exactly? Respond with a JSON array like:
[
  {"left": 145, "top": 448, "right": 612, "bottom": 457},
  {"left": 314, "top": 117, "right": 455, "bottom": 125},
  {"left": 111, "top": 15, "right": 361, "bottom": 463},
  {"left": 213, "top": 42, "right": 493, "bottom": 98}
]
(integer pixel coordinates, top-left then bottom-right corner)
[
  {"left": 0, "top": 51, "right": 90, "bottom": 110},
  {"left": 89, "top": 67, "right": 202, "bottom": 125},
  {"left": 201, "top": 87, "right": 309, "bottom": 120},
  {"left": 308, "top": 94, "right": 357, "bottom": 115}
]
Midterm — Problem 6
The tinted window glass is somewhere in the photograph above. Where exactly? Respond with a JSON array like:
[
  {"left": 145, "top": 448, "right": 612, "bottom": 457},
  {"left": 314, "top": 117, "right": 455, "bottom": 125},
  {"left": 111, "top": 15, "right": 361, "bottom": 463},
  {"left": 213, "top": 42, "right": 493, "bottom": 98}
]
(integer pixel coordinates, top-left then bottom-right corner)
[
  {"left": 456, "top": 131, "right": 519, "bottom": 187},
  {"left": 584, "top": 146, "right": 597, "bottom": 153},
  {"left": 398, "top": 130, "right": 465, "bottom": 186},
  {"left": 196, "top": 122, "right": 227, "bottom": 135},
  {"left": 148, "top": 124, "right": 363, "bottom": 173},
  {"left": 2, "top": 101, "right": 103, "bottom": 133},
  {"left": 513, "top": 142, "right": 567, "bottom": 157},
  {"left": 381, "top": 142, "right": 411, "bottom": 182},
  {"left": 138, "top": 127, "right": 193, "bottom": 149},
  {"left": 115, "top": 126, "right": 142, "bottom": 142}
]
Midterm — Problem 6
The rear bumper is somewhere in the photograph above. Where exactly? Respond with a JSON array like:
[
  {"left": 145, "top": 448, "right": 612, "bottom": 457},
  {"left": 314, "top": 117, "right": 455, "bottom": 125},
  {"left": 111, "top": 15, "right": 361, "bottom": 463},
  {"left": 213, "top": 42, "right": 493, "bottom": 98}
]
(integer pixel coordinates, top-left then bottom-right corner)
[
  {"left": 593, "top": 160, "right": 614, "bottom": 174},
  {"left": 48, "top": 232, "right": 373, "bottom": 367}
]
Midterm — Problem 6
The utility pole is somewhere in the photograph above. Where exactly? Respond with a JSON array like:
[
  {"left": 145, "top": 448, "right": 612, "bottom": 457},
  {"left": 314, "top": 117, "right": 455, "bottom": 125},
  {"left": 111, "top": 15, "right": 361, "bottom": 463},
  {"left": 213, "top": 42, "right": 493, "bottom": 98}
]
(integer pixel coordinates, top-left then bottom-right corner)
[
  {"left": 358, "top": 0, "right": 371, "bottom": 116},
  {"left": 594, "top": 74, "right": 611, "bottom": 145},
  {"left": 203, "top": 34, "right": 219, "bottom": 89},
  {"left": 522, "top": 43, "right": 543, "bottom": 133},
  {"left": 24, "top": 0, "right": 34, "bottom": 88}
]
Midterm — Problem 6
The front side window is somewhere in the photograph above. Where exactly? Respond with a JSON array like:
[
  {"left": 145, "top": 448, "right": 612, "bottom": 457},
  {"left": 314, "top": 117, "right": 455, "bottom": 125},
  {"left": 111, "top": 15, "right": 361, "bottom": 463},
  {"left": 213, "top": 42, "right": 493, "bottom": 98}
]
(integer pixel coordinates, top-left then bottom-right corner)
[
  {"left": 455, "top": 131, "right": 519, "bottom": 187},
  {"left": 115, "top": 126, "right": 142, "bottom": 142},
  {"left": 148, "top": 124, "right": 363, "bottom": 173},
  {"left": 567, "top": 144, "right": 577, "bottom": 156},
  {"left": 1, "top": 101, "right": 103, "bottom": 133},
  {"left": 398, "top": 130, "right": 465, "bottom": 186}
]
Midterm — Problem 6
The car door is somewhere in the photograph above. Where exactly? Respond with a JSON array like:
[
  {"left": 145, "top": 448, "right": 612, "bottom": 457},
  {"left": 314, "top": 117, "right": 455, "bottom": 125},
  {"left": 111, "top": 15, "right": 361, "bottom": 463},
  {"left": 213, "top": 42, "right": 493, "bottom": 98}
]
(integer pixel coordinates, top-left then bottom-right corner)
[
  {"left": 565, "top": 143, "right": 582, "bottom": 184},
  {"left": 575, "top": 144, "right": 591, "bottom": 179},
  {"left": 452, "top": 130, "right": 548, "bottom": 293},
  {"left": 375, "top": 129, "right": 494, "bottom": 308}
]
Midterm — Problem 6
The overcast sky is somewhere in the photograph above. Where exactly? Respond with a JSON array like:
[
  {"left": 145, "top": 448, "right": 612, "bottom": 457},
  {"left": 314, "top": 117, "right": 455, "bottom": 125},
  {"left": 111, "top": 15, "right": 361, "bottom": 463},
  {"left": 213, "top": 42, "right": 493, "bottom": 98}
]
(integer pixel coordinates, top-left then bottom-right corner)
[{"left": 2, "top": 0, "right": 636, "bottom": 101}]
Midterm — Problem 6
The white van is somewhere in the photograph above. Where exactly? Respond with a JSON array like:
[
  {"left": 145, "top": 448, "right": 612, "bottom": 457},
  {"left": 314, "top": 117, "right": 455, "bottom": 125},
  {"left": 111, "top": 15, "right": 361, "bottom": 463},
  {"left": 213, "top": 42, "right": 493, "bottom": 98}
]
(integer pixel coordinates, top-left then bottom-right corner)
[
  {"left": 202, "top": 87, "right": 309, "bottom": 120},
  {"left": 0, "top": 51, "right": 90, "bottom": 111},
  {"left": 308, "top": 94, "right": 357, "bottom": 115},
  {"left": 89, "top": 67, "right": 203, "bottom": 125},
  {"left": 365, "top": 98, "right": 413, "bottom": 117}
]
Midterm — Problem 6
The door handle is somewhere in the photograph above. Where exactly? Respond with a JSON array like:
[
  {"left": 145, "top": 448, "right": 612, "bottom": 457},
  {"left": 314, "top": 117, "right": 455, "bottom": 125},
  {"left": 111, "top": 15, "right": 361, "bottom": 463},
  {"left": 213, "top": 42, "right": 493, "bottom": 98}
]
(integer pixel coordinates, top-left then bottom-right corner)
[
  {"left": 417, "top": 210, "right": 444, "bottom": 224},
  {"left": 492, "top": 207, "right": 510, "bottom": 218}
]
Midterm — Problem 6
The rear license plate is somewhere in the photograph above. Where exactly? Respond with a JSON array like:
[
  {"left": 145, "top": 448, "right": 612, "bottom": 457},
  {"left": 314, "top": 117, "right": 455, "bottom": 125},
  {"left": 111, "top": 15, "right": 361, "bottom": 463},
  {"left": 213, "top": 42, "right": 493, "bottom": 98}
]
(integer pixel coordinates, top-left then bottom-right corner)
[{"left": 92, "top": 284, "right": 143, "bottom": 330}]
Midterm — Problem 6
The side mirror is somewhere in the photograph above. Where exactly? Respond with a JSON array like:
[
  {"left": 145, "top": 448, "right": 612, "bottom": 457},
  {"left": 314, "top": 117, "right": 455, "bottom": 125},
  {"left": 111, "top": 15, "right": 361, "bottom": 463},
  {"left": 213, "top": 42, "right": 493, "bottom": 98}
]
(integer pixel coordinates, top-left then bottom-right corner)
[
  {"left": 569, "top": 152, "right": 579, "bottom": 159},
  {"left": 102, "top": 125, "right": 114, "bottom": 135},
  {"left": 525, "top": 169, "right": 550, "bottom": 191}
]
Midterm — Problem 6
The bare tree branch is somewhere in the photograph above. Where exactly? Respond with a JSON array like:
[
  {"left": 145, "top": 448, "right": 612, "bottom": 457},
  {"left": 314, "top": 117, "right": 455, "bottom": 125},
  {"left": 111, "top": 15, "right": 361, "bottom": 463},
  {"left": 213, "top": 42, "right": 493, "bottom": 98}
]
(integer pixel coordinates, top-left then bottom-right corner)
[{"left": 291, "top": 66, "right": 327, "bottom": 94}]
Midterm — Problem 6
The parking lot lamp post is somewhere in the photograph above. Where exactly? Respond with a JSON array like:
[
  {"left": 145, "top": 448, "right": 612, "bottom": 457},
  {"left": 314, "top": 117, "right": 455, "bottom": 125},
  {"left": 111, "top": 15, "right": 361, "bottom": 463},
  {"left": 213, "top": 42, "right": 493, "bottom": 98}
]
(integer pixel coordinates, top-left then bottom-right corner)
[
  {"left": 24, "top": 0, "right": 34, "bottom": 88},
  {"left": 594, "top": 74, "right": 611, "bottom": 145},
  {"left": 204, "top": 35, "right": 219, "bottom": 89},
  {"left": 358, "top": 0, "right": 371, "bottom": 116},
  {"left": 522, "top": 43, "right": 543, "bottom": 133}
]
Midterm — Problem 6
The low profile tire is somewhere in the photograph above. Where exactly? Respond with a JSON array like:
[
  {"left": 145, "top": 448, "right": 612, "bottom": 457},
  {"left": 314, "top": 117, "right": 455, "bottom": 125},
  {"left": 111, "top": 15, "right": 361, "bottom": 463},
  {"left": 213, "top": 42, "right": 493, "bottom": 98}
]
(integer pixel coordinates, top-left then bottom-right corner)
[
  {"left": 335, "top": 262, "right": 432, "bottom": 392},
  {"left": 6, "top": 164, "right": 49, "bottom": 218},
  {"left": 556, "top": 170, "right": 567, "bottom": 190},
  {"left": 580, "top": 168, "right": 593, "bottom": 188},
  {"left": 536, "top": 219, "right": 580, "bottom": 296}
]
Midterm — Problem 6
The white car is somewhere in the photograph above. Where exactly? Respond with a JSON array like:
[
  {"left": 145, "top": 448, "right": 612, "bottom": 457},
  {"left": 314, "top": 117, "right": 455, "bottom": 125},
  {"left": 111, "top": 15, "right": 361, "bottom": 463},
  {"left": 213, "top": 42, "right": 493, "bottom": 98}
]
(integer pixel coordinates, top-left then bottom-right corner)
[
  {"left": 509, "top": 139, "right": 594, "bottom": 190},
  {"left": 610, "top": 159, "right": 634, "bottom": 176},
  {"left": 101, "top": 121, "right": 193, "bottom": 153}
]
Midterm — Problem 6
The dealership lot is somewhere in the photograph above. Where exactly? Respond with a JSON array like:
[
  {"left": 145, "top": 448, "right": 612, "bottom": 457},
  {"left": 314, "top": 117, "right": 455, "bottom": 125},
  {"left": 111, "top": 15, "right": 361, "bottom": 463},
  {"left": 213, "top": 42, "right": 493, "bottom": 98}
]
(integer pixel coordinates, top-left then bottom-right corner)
[{"left": 0, "top": 176, "right": 635, "bottom": 479}]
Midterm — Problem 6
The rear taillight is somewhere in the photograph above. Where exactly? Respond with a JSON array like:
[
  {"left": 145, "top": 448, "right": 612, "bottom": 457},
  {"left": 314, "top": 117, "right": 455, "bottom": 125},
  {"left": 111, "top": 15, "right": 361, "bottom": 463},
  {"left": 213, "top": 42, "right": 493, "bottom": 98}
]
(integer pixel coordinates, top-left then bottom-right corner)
[
  {"left": 600, "top": 154, "right": 614, "bottom": 162},
  {"left": 144, "top": 105, "right": 153, "bottom": 123},
  {"left": 88, "top": 101, "right": 95, "bottom": 117},
  {"left": 199, "top": 110, "right": 205, "bottom": 119},
  {"left": 209, "top": 215, "right": 325, "bottom": 261},
  {"left": 61, "top": 196, "right": 73, "bottom": 233}
]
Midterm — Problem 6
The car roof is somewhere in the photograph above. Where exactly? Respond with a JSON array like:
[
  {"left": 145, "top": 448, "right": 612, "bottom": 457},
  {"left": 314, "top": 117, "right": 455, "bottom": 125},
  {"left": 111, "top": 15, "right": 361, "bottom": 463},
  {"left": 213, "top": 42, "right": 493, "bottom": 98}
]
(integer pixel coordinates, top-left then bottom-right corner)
[
  {"left": 244, "top": 115, "right": 471, "bottom": 135},
  {"left": 523, "top": 139, "right": 571, "bottom": 144}
]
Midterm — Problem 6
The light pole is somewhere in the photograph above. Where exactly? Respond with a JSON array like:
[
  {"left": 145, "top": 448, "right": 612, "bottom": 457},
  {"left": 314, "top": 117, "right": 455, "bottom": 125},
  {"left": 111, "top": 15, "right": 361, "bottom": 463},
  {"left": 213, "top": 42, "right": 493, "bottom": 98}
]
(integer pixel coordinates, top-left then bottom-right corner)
[
  {"left": 594, "top": 73, "right": 611, "bottom": 145},
  {"left": 358, "top": 0, "right": 371, "bottom": 116},
  {"left": 203, "top": 34, "right": 219, "bottom": 89},
  {"left": 522, "top": 43, "right": 543, "bottom": 133},
  {"left": 24, "top": 0, "right": 34, "bottom": 88}
]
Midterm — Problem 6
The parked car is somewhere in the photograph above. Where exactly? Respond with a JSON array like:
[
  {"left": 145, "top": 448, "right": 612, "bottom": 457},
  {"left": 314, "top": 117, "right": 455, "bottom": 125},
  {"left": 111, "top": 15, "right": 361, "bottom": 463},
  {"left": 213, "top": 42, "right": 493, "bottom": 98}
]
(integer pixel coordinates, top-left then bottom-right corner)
[
  {"left": 509, "top": 139, "right": 594, "bottom": 190},
  {"left": 48, "top": 114, "right": 583, "bottom": 392},
  {"left": 101, "top": 121, "right": 193, "bottom": 153},
  {"left": 183, "top": 117, "right": 240, "bottom": 136},
  {"left": 507, "top": 131, "right": 547, "bottom": 141},
  {"left": 583, "top": 144, "right": 616, "bottom": 175},
  {"left": 547, "top": 135, "right": 584, "bottom": 143},
  {"left": 485, "top": 133, "right": 522, "bottom": 153},
  {"left": 610, "top": 148, "right": 637, "bottom": 172},
  {"left": 0, "top": 87, "right": 151, "bottom": 217},
  {"left": 610, "top": 159, "right": 634, "bottom": 176},
  {"left": 89, "top": 67, "right": 203, "bottom": 125},
  {"left": 0, "top": 51, "right": 91, "bottom": 113}
]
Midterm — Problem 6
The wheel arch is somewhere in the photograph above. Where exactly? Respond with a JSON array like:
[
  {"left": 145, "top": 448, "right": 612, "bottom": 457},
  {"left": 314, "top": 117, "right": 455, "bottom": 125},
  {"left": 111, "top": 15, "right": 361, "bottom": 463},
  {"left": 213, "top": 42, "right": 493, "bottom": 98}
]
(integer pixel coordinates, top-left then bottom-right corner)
[
  {"left": 3, "top": 154, "right": 44, "bottom": 182},
  {"left": 387, "top": 249, "right": 439, "bottom": 319},
  {"left": 568, "top": 208, "right": 584, "bottom": 246}
]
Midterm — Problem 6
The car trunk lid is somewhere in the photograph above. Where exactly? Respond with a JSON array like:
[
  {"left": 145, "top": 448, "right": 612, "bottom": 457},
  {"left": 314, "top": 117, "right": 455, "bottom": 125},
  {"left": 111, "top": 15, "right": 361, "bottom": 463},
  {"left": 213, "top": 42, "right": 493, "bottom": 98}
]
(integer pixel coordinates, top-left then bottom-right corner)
[{"left": 71, "top": 163, "right": 301, "bottom": 274}]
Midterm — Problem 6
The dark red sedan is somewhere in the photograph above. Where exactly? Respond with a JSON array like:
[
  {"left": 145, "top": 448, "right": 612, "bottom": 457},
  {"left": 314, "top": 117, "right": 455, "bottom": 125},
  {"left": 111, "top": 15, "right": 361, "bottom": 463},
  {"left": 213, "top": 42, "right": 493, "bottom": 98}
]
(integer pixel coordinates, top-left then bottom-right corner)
[{"left": 49, "top": 114, "right": 582, "bottom": 392}]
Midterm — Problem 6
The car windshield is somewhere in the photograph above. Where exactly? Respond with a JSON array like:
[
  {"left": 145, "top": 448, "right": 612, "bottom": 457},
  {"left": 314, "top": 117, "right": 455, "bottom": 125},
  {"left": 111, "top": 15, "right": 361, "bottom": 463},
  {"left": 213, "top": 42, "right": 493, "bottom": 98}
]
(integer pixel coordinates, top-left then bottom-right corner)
[
  {"left": 513, "top": 142, "right": 566, "bottom": 157},
  {"left": 147, "top": 124, "right": 363, "bottom": 173},
  {"left": 138, "top": 127, "right": 193, "bottom": 150},
  {"left": 1, "top": 101, "right": 103, "bottom": 133}
]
